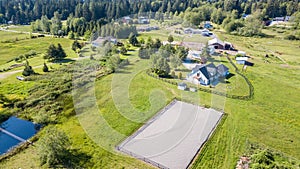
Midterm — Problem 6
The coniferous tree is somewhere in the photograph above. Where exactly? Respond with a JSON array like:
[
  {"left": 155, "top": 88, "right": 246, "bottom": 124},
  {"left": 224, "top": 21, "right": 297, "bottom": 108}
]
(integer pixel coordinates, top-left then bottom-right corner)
[
  {"left": 22, "top": 60, "right": 35, "bottom": 76},
  {"left": 128, "top": 33, "right": 139, "bottom": 46},
  {"left": 43, "top": 62, "right": 49, "bottom": 72}
]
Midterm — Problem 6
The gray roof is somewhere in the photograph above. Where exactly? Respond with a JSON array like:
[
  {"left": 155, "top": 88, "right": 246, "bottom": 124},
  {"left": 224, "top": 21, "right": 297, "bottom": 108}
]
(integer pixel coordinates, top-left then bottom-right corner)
[
  {"left": 192, "top": 64, "right": 205, "bottom": 73},
  {"left": 217, "top": 64, "right": 229, "bottom": 74},
  {"left": 199, "top": 66, "right": 210, "bottom": 80},
  {"left": 206, "top": 63, "right": 217, "bottom": 77},
  {"left": 208, "top": 38, "right": 224, "bottom": 46}
]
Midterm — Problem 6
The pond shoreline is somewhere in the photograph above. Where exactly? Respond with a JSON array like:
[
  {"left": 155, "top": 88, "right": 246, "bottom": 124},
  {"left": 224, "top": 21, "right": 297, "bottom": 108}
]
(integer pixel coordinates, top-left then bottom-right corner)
[{"left": 0, "top": 116, "right": 40, "bottom": 160}]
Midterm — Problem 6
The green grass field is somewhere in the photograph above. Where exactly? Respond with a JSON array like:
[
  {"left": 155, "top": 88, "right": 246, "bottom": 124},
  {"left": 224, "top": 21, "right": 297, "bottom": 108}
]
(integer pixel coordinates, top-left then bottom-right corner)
[
  {"left": 216, "top": 31, "right": 300, "bottom": 66},
  {"left": 0, "top": 30, "right": 78, "bottom": 70},
  {"left": 0, "top": 27, "right": 299, "bottom": 168}
]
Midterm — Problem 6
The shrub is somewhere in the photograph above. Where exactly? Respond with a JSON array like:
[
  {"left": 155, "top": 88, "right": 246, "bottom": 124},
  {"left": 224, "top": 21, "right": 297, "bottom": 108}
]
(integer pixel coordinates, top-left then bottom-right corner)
[
  {"left": 285, "top": 35, "right": 298, "bottom": 40},
  {"left": 178, "top": 72, "right": 182, "bottom": 79},
  {"left": 171, "top": 71, "right": 175, "bottom": 78},
  {"left": 43, "top": 63, "right": 49, "bottom": 72}
]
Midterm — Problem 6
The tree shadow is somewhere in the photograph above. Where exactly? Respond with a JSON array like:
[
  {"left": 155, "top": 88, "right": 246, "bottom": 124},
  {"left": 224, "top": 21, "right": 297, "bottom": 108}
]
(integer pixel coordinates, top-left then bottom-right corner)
[
  {"left": 52, "top": 58, "right": 76, "bottom": 64},
  {"left": 60, "top": 149, "right": 92, "bottom": 168}
]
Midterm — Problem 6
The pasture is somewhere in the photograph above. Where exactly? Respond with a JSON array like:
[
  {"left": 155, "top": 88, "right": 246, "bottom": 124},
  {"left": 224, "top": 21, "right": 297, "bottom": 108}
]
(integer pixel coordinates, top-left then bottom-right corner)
[
  {"left": 0, "top": 27, "right": 299, "bottom": 168},
  {"left": 0, "top": 30, "right": 78, "bottom": 70}
]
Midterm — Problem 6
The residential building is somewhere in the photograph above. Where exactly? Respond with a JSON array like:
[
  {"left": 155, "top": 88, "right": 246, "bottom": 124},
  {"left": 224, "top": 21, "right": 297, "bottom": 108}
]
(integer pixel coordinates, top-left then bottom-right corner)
[{"left": 187, "top": 63, "right": 229, "bottom": 86}]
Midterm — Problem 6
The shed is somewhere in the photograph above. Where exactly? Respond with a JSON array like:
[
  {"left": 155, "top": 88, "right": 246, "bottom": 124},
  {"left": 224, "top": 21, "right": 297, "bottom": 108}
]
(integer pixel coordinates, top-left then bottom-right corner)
[
  {"left": 16, "top": 76, "right": 25, "bottom": 81},
  {"left": 237, "top": 51, "right": 246, "bottom": 57},
  {"left": 190, "top": 88, "right": 197, "bottom": 92},
  {"left": 178, "top": 82, "right": 187, "bottom": 91},
  {"left": 208, "top": 38, "right": 224, "bottom": 49},
  {"left": 236, "top": 57, "right": 248, "bottom": 65}
]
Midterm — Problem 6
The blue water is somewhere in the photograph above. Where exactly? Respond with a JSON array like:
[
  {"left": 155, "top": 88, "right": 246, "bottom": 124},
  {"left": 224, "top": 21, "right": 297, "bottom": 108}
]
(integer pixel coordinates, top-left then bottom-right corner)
[{"left": 0, "top": 117, "right": 40, "bottom": 155}]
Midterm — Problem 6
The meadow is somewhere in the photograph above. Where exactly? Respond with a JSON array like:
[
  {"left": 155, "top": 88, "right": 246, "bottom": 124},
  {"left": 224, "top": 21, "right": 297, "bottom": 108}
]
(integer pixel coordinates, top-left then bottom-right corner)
[
  {"left": 0, "top": 31, "right": 78, "bottom": 71},
  {"left": 0, "top": 27, "right": 299, "bottom": 168}
]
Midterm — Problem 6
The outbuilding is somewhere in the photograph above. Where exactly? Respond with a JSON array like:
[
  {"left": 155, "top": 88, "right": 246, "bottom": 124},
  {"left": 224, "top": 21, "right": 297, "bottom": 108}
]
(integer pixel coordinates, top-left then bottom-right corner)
[
  {"left": 178, "top": 82, "right": 187, "bottom": 91},
  {"left": 236, "top": 57, "right": 248, "bottom": 65}
]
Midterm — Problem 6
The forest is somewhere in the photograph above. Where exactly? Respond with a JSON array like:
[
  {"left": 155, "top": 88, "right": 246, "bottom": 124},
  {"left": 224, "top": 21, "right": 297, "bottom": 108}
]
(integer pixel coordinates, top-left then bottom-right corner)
[{"left": 0, "top": 0, "right": 299, "bottom": 25}]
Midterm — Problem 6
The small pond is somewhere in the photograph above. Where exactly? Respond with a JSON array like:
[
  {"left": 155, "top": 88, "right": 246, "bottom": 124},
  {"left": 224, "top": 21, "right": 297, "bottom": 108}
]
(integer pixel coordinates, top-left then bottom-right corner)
[{"left": 0, "top": 116, "right": 40, "bottom": 155}]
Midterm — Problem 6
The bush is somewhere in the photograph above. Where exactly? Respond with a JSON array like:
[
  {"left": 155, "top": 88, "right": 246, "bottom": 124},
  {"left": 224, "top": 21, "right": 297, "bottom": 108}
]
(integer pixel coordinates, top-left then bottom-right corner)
[
  {"left": 178, "top": 72, "right": 182, "bottom": 79},
  {"left": 285, "top": 35, "right": 298, "bottom": 40},
  {"left": 22, "top": 61, "right": 35, "bottom": 76},
  {"left": 171, "top": 71, "right": 175, "bottom": 78},
  {"left": 37, "top": 127, "right": 70, "bottom": 167},
  {"left": 43, "top": 63, "right": 49, "bottom": 72}
]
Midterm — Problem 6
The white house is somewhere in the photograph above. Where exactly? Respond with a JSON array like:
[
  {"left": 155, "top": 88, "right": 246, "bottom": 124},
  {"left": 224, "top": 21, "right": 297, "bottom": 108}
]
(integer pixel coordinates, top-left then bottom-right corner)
[{"left": 187, "top": 63, "right": 229, "bottom": 86}]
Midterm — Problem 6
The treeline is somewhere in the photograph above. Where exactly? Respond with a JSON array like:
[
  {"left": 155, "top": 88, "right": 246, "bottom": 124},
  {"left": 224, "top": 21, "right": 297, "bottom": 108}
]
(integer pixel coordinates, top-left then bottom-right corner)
[
  {"left": 1, "top": 0, "right": 299, "bottom": 25},
  {"left": 0, "top": 0, "right": 202, "bottom": 25}
]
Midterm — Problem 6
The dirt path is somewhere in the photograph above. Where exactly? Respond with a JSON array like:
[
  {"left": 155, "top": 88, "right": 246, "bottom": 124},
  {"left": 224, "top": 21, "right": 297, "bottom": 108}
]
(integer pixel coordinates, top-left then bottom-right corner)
[
  {"left": 0, "top": 27, "right": 53, "bottom": 37},
  {"left": 0, "top": 70, "right": 22, "bottom": 81},
  {"left": 0, "top": 57, "right": 87, "bottom": 81}
]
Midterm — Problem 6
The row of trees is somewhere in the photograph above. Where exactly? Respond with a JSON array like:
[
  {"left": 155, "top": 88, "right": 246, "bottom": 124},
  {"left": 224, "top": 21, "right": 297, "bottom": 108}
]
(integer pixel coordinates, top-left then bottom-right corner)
[
  {"left": 137, "top": 36, "right": 187, "bottom": 76},
  {"left": 31, "top": 12, "right": 138, "bottom": 38}
]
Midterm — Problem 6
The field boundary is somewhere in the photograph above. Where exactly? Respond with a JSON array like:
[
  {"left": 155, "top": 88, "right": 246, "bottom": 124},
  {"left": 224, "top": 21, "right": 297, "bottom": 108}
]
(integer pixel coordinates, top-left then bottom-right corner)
[{"left": 189, "top": 113, "right": 228, "bottom": 169}]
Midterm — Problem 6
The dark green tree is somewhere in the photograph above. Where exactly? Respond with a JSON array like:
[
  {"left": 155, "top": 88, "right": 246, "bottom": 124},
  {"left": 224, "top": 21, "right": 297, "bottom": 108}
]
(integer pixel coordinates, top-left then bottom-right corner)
[
  {"left": 150, "top": 53, "right": 170, "bottom": 76},
  {"left": 43, "top": 62, "right": 49, "bottom": 72},
  {"left": 72, "top": 40, "right": 82, "bottom": 51},
  {"left": 57, "top": 43, "right": 67, "bottom": 59},
  {"left": 22, "top": 60, "right": 35, "bottom": 76},
  {"left": 128, "top": 33, "right": 139, "bottom": 46},
  {"left": 168, "top": 35, "right": 174, "bottom": 43},
  {"left": 51, "top": 12, "right": 62, "bottom": 35},
  {"left": 45, "top": 44, "right": 66, "bottom": 61},
  {"left": 120, "top": 46, "right": 127, "bottom": 55},
  {"left": 37, "top": 127, "right": 70, "bottom": 167},
  {"left": 170, "top": 55, "right": 182, "bottom": 70}
]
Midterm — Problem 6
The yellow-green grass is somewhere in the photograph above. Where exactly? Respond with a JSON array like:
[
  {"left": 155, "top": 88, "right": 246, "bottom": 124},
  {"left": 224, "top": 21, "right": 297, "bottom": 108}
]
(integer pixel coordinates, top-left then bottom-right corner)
[
  {"left": 6, "top": 25, "right": 32, "bottom": 32},
  {"left": 216, "top": 32, "right": 300, "bottom": 66},
  {"left": 0, "top": 31, "right": 30, "bottom": 42},
  {"left": 0, "top": 33, "right": 78, "bottom": 69},
  {"left": 1, "top": 35, "right": 299, "bottom": 168}
]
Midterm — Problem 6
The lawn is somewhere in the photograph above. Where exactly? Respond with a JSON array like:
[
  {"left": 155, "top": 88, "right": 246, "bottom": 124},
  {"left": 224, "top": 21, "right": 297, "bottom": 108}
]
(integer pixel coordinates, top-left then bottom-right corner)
[
  {"left": 0, "top": 31, "right": 299, "bottom": 168},
  {"left": 6, "top": 25, "right": 32, "bottom": 32}
]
